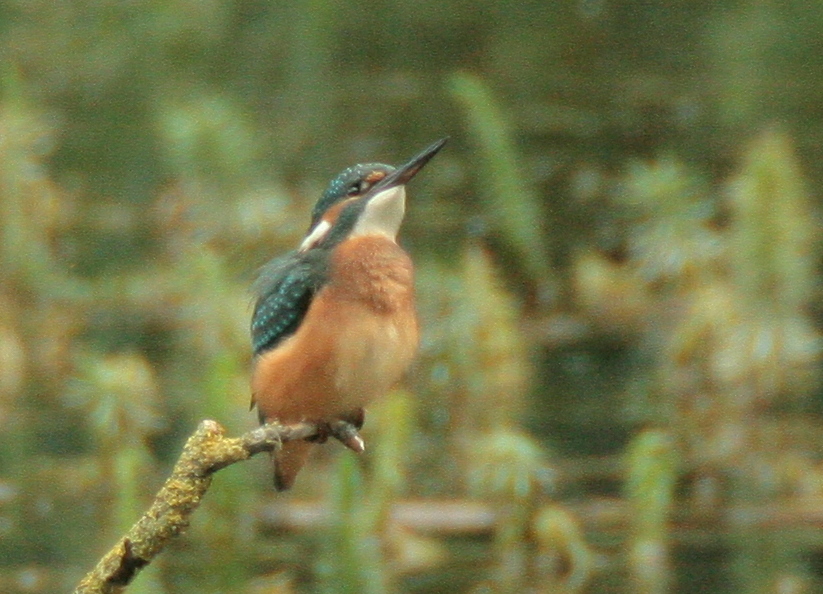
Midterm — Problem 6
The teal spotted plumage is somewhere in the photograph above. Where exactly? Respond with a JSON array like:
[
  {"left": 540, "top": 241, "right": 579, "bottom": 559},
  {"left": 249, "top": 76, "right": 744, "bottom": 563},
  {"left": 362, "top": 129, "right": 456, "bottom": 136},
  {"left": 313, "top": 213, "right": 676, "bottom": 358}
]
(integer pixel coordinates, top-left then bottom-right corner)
[
  {"left": 251, "top": 251, "right": 327, "bottom": 355},
  {"left": 251, "top": 163, "right": 396, "bottom": 357},
  {"left": 308, "top": 163, "right": 394, "bottom": 230}
]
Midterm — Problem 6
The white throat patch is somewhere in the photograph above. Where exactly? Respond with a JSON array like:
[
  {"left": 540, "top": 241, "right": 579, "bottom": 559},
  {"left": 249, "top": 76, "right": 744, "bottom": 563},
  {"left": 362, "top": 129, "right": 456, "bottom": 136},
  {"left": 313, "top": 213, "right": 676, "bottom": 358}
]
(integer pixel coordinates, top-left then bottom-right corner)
[{"left": 351, "top": 185, "right": 406, "bottom": 240}]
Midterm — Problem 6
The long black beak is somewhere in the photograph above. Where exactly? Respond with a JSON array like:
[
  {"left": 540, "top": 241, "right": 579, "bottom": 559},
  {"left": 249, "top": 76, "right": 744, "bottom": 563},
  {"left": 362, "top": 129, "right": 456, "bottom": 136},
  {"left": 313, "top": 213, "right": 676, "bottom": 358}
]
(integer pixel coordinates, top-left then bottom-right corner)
[{"left": 372, "top": 137, "right": 448, "bottom": 193}]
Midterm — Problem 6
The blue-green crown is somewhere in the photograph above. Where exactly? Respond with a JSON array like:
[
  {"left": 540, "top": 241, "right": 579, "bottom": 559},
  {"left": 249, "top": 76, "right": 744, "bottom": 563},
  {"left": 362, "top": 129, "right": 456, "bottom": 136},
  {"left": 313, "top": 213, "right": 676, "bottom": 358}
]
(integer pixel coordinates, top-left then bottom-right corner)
[{"left": 310, "top": 163, "right": 394, "bottom": 229}]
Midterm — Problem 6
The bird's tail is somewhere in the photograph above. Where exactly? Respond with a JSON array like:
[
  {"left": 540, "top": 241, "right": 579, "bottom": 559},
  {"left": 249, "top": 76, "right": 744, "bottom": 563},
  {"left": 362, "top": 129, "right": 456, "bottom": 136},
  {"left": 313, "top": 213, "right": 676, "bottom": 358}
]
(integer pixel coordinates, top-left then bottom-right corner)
[{"left": 273, "top": 440, "right": 313, "bottom": 491}]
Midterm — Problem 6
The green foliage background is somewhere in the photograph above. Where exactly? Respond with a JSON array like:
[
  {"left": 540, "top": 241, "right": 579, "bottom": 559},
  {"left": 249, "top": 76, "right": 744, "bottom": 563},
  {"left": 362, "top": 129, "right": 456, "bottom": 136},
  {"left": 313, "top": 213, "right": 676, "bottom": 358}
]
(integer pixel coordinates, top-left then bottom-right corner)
[{"left": 1, "top": 1, "right": 823, "bottom": 592}]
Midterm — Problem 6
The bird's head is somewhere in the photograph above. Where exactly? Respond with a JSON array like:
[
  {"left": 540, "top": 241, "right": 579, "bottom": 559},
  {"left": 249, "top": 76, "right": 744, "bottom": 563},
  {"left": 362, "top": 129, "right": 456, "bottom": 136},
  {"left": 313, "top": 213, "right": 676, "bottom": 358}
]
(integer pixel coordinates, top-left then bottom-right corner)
[{"left": 299, "top": 138, "right": 448, "bottom": 253}]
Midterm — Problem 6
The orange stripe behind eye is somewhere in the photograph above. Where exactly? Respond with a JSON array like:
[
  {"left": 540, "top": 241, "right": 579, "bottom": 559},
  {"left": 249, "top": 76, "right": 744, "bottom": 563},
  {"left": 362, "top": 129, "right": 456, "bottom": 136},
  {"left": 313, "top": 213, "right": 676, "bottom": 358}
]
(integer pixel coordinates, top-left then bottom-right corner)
[
  {"left": 300, "top": 198, "right": 357, "bottom": 252},
  {"left": 321, "top": 196, "right": 356, "bottom": 226}
]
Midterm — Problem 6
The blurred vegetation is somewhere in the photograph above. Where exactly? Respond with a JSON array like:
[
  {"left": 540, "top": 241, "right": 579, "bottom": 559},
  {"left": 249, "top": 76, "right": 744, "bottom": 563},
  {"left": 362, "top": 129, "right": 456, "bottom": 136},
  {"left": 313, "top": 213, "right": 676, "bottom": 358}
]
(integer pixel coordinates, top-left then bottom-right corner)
[{"left": 1, "top": 1, "right": 823, "bottom": 593}]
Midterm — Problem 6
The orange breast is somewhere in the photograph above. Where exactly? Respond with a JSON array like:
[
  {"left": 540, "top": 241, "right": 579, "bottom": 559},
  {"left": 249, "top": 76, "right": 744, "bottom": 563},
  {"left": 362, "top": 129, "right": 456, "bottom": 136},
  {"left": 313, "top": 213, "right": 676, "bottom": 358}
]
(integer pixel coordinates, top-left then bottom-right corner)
[{"left": 252, "top": 236, "right": 418, "bottom": 424}]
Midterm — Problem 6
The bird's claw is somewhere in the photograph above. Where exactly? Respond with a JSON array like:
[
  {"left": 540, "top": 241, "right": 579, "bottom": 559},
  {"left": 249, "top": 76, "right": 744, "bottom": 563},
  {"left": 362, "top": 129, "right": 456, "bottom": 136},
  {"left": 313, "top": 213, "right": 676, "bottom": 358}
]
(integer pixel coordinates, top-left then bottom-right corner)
[{"left": 328, "top": 419, "right": 366, "bottom": 453}]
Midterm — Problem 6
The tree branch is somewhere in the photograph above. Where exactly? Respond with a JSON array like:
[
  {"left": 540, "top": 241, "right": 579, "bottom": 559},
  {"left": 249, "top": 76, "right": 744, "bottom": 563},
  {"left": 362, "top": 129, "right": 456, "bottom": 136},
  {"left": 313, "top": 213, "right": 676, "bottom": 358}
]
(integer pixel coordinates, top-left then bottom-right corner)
[{"left": 73, "top": 419, "right": 320, "bottom": 594}]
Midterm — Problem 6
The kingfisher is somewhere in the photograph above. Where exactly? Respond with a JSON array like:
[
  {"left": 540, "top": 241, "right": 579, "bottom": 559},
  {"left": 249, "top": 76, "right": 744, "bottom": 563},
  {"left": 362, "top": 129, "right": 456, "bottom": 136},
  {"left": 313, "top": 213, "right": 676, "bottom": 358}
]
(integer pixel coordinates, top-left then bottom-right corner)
[{"left": 250, "top": 138, "right": 447, "bottom": 490}]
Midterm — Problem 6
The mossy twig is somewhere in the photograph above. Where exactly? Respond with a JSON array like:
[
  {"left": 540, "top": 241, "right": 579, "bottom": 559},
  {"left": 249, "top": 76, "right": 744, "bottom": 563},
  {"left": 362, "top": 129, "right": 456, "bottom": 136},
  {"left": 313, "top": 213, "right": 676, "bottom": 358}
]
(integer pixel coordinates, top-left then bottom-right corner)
[{"left": 73, "top": 419, "right": 320, "bottom": 594}]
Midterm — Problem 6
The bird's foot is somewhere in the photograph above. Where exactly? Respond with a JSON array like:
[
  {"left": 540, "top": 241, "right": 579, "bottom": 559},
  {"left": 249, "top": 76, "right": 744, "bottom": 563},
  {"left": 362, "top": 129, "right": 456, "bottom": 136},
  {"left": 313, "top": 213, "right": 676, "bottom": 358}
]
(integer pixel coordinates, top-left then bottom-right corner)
[
  {"left": 328, "top": 419, "right": 366, "bottom": 454},
  {"left": 305, "top": 423, "right": 330, "bottom": 444}
]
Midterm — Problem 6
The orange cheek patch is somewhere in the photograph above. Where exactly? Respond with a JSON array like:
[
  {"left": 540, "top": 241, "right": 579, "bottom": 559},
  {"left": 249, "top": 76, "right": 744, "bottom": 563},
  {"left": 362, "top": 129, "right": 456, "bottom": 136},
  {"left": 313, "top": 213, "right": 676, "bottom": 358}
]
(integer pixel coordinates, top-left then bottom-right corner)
[{"left": 321, "top": 198, "right": 355, "bottom": 226}]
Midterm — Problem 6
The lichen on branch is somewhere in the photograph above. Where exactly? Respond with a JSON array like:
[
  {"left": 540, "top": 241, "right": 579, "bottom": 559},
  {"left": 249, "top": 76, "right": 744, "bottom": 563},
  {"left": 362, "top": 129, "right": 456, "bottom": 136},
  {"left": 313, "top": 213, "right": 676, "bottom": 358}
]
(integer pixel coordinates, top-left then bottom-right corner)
[{"left": 73, "top": 419, "right": 321, "bottom": 594}]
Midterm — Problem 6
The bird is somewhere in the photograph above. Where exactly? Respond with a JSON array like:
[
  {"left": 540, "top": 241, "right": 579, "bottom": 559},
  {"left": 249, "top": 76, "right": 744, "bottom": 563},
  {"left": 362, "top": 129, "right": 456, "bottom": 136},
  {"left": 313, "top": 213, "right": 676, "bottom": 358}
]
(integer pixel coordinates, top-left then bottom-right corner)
[{"left": 250, "top": 138, "right": 447, "bottom": 490}]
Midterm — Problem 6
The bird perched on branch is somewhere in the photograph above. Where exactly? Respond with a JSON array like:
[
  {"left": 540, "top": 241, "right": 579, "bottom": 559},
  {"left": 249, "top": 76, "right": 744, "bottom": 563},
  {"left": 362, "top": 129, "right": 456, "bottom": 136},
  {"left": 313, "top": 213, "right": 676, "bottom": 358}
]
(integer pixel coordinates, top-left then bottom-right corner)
[{"left": 250, "top": 138, "right": 447, "bottom": 490}]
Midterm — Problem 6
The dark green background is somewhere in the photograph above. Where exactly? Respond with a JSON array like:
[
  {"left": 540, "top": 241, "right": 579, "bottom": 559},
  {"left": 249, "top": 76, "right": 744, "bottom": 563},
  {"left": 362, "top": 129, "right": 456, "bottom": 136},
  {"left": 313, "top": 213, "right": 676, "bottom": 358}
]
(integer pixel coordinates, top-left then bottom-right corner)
[{"left": 1, "top": 1, "right": 822, "bottom": 592}]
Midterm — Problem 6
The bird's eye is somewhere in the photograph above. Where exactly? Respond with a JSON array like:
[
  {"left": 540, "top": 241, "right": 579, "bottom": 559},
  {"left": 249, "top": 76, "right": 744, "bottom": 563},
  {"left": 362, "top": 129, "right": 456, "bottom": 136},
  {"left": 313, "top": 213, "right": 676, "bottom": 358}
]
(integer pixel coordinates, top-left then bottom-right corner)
[{"left": 346, "top": 180, "right": 369, "bottom": 196}]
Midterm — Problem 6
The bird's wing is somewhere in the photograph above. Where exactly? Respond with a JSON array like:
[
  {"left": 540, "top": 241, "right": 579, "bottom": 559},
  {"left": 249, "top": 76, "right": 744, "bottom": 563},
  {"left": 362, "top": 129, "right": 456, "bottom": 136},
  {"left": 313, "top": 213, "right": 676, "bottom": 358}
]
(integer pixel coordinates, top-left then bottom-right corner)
[{"left": 250, "top": 250, "right": 329, "bottom": 356}]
